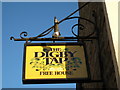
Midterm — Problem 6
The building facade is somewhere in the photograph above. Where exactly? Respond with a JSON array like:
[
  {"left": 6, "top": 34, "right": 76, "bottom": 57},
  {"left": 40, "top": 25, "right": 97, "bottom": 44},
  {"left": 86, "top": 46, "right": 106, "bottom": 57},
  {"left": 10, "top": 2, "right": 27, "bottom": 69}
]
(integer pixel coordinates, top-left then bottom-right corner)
[{"left": 78, "top": 2, "right": 119, "bottom": 89}]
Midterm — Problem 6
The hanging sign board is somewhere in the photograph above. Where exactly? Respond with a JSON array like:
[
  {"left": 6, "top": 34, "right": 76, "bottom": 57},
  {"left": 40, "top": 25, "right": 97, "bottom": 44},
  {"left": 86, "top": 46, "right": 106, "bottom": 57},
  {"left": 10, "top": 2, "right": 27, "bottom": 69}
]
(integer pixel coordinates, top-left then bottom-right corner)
[{"left": 22, "top": 43, "right": 90, "bottom": 84}]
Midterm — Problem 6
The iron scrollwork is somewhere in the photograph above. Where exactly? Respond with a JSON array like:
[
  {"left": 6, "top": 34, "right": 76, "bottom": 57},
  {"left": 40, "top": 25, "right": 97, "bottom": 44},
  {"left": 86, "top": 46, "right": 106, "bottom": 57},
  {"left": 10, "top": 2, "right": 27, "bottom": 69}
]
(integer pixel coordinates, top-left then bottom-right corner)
[
  {"left": 20, "top": 32, "right": 28, "bottom": 39},
  {"left": 10, "top": 2, "right": 98, "bottom": 42}
]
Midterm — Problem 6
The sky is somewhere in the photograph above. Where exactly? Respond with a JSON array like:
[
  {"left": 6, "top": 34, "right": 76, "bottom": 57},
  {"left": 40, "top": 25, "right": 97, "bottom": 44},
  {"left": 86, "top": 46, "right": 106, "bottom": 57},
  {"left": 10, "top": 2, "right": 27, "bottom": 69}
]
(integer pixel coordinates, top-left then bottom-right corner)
[{"left": 2, "top": 2, "right": 79, "bottom": 88}]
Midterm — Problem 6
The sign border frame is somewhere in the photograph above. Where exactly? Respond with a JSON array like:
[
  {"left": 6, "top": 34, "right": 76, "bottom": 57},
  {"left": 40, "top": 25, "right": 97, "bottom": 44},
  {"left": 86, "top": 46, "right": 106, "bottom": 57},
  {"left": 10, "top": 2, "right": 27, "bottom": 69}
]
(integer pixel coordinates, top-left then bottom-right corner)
[{"left": 22, "top": 42, "right": 91, "bottom": 84}]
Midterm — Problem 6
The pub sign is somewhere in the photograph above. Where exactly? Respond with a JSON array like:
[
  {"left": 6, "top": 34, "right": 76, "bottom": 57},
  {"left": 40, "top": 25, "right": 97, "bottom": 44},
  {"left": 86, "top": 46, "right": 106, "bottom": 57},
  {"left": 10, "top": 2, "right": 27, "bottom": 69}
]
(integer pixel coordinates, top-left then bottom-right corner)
[{"left": 22, "top": 43, "right": 90, "bottom": 84}]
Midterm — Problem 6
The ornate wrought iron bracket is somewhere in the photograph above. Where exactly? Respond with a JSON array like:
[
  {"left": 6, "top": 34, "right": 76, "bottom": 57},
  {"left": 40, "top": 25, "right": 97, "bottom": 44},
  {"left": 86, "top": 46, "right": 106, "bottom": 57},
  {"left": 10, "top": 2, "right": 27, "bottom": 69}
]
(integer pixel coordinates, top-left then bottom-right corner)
[{"left": 10, "top": 2, "right": 98, "bottom": 43}]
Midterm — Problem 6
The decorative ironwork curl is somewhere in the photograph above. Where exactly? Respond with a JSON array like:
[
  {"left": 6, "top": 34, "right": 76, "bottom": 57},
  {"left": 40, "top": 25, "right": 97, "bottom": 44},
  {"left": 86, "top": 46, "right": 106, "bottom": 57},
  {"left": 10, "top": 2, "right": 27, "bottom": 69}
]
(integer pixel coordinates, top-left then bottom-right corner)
[
  {"left": 60, "top": 16, "right": 96, "bottom": 37},
  {"left": 71, "top": 24, "right": 85, "bottom": 37},
  {"left": 78, "top": 24, "right": 85, "bottom": 30},
  {"left": 10, "top": 36, "right": 15, "bottom": 40},
  {"left": 20, "top": 31, "right": 28, "bottom": 39}
]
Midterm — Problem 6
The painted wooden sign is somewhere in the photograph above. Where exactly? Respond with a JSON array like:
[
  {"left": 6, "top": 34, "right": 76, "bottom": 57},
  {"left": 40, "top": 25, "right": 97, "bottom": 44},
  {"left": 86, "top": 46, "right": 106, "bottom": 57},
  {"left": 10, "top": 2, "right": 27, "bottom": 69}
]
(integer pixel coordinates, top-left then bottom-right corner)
[{"left": 22, "top": 43, "right": 90, "bottom": 84}]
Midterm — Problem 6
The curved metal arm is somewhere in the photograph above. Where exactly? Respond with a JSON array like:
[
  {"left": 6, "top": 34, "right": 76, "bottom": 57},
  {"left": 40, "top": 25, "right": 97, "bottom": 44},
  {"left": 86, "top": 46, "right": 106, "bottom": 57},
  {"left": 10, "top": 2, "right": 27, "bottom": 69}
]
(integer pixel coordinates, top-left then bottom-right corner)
[{"left": 64, "top": 17, "right": 95, "bottom": 25}]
